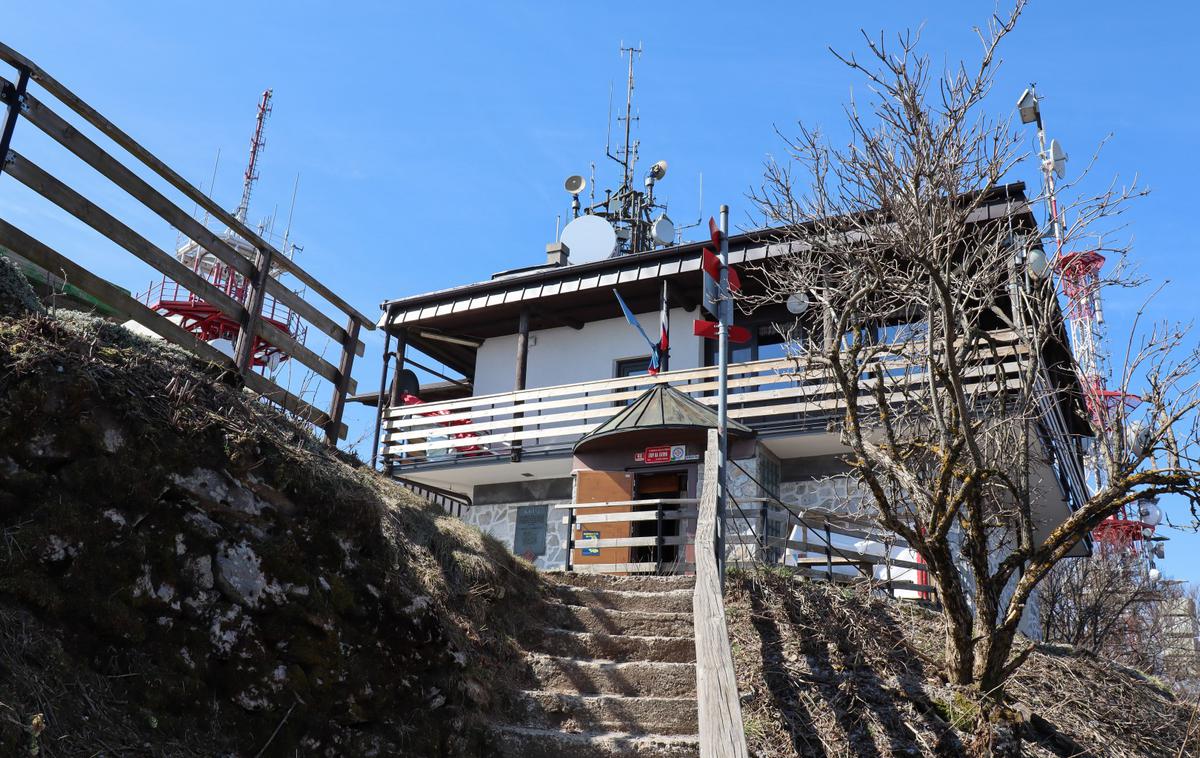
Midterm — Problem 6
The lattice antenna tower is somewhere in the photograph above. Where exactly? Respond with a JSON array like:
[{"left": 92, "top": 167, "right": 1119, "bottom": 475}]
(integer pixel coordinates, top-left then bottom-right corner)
[
  {"left": 235, "top": 89, "right": 273, "bottom": 224},
  {"left": 1020, "top": 86, "right": 1150, "bottom": 560}
]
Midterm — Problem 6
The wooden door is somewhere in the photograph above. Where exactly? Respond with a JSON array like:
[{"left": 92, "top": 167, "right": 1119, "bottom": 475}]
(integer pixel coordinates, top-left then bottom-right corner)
[{"left": 572, "top": 470, "right": 634, "bottom": 570}]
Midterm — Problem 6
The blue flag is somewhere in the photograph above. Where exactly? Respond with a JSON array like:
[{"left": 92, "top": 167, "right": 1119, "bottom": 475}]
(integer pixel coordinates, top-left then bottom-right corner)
[{"left": 612, "top": 288, "right": 660, "bottom": 372}]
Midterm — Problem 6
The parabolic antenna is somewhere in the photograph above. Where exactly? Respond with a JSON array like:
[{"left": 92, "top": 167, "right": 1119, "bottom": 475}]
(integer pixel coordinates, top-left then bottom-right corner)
[
  {"left": 564, "top": 174, "right": 587, "bottom": 195},
  {"left": 1049, "top": 139, "right": 1067, "bottom": 179},
  {"left": 651, "top": 214, "right": 675, "bottom": 246},
  {"left": 648, "top": 160, "right": 668, "bottom": 181},
  {"left": 560, "top": 214, "right": 617, "bottom": 263},
  {"left": 786, "top": 291, "right": 810, "bottom": 315}
]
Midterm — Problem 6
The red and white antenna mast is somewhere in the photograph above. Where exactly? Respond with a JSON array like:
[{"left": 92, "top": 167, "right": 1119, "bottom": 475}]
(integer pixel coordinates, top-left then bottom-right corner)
[
  {"left": 235, "top": 88, "right": 272, "bottom": 224},
  {"left": 1019, "top": 87, "right": 1147, "bottom": 558}
]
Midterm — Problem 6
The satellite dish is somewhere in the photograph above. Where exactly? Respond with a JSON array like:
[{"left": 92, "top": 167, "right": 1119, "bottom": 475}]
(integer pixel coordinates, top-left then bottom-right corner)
[
  {"left": 1149, "top": 567, "right": 1161, "bottom": 581},
  {"left": 564, "top": 175, "right": 587, "bottom": 195},
  {"left": 786, "top": 291, "right": 810, "bottom": 315},
  {"left": 560, "top": 214, "right": 617, "bottom": 263},
  {"left": 651, "top": 215, "right": 675, "bottom": 246},
  {"left": 1048, "top": 139, "right": 1067, "bottom": 179},
  {"left": 648, "top": 160, "right": 668, "bottom": 181}
]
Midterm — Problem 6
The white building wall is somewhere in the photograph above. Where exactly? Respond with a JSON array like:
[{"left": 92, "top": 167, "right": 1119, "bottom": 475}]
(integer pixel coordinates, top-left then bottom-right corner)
[{"left": 473, "top": 307, "right": 704, "bottom": 396}]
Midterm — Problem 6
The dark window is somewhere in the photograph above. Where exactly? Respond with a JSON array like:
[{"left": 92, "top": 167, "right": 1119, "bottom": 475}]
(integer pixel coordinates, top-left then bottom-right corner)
[{"left": 616, "top": 356, "right": 653, "bottom": 378}]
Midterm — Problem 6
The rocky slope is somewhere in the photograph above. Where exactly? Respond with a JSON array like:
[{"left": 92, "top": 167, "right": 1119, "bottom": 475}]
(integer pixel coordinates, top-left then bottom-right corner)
[{"left": 0, "top": 257, "right": 546, "bottom": 756}]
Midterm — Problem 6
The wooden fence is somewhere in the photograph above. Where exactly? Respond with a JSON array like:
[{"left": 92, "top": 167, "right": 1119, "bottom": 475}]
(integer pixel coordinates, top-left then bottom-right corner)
[
  {"left": 382, "top": 337, "right": 1029, "bottom": 463},
  {"left": 0, "top": 43, "right": 372, "bottom": 442}
]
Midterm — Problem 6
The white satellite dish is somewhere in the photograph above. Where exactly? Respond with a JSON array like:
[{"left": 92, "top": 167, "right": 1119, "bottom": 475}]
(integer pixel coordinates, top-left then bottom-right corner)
[
  {"left": 786, "top": 291, "right": 810, "bottom": 315},
  {"left": 648, "top": 160, "right": 668, "bottom": 181},
  {"left": 1139, "top": 500, "right": 1163, "bottom": 528},
  {"left": 651, "top": 214, "right": 675, "bottom": 246},
  {"left": 564, "top": 175, "right": 587, "bottom": 195},
  {"left": 560, "top": 214, "right": 617, "bottom": 263},
  {"left": 1048, "top": 139, "right": 1067, "bottom": 179}
]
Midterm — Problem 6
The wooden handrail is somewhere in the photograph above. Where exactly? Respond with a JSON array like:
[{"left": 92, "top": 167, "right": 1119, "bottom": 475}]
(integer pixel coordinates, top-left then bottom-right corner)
[
  {"left": 1, "top": 80, "right": 365, "bottom": 357},
  {"left": 0, "top": 46, "right": 370, "bottom": 441},
  {"left": 383, "top": 331, "right": 1025, "bottom": 419},
  {"left": 0, "top": 42, "right": 373, "bottom": 331},
  {"left": 380, "top": 368, "right": 1025, "bottom": 456},
  {"left": 694, "top": 429, "right": 749, "bottom": 758}
]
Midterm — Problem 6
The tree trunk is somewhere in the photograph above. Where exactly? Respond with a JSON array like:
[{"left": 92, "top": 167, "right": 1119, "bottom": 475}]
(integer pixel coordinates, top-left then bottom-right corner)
[{"left": 925, "top": 548, "right": 976, "bottom": 684}]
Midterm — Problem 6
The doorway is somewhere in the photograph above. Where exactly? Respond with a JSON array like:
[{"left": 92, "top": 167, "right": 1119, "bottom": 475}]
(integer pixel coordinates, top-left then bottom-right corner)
[{"left": 633, "top": 471, "right": 687, "bottom": 573}]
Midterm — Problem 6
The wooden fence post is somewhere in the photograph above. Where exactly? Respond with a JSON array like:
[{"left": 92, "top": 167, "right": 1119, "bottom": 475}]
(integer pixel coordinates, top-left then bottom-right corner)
[
  {"left": 694, "top": 428, "right": 749, "bottom": 758},
  {"left": 232, "top": 243, "right": 274, "bottom": 373},
  {"left": 325, "top": 316, "right": 361, "bottom": 444}
]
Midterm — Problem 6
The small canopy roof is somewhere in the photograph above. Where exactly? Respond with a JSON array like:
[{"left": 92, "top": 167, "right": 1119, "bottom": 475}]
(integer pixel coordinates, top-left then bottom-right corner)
[{"left": 574, "top": 384, "right": 754, "bottom": 454}]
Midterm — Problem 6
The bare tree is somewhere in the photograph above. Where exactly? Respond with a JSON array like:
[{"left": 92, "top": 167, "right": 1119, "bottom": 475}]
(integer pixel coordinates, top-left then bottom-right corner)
[
  {"left": 1039, "top": 554, "right": 1200, "bottom": 684},
  {"left": 744, "top": 2, "right": 1200, "bottom": 747}
]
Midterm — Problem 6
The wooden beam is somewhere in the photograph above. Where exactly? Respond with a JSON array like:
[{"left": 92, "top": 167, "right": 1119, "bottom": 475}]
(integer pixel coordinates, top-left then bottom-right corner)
[
  {"left": 3, "top": 151, "right": 353, "bottom": 393},
  {"left": 0, "top": 218, "right": 342, "bottom": 437},
  {"left": 694, "top": 430, "right": 750, "bottom": 758},
  {"left": 0, "top": 80, "right": 364, "bottom": 358},
  {"left": 324, "top": 316, "right": 361, "bottom": 444},
  {"left": 0, "top": 42, "right": 374, "bottom": 331},
  {"left": 531, "top": 306, "right": 583, "bottom": 331}
]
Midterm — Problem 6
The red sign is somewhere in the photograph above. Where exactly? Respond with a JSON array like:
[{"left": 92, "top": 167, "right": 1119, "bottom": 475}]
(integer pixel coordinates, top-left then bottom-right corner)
[
  {"left": 643, "top": 445, "right": 672, "bottom": 464},
  {"left": 693, "top": 319, "right": 751, "bottom": 344}
]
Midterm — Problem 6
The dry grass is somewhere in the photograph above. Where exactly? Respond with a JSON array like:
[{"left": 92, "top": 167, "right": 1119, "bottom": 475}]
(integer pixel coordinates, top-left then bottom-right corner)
[{"left": 726, "top": 570, "right": 1199, "bottom": 757}]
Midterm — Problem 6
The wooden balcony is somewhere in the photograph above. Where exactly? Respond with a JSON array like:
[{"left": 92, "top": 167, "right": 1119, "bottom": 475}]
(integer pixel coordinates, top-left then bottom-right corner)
[{"left": 381, "top": 333, "right": 1039, "bottom": 468}]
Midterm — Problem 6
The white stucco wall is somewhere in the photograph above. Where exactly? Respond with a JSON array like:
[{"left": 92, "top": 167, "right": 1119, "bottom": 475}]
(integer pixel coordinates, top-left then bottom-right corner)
[{"left": 473, "top": 307, "right": 704, "bottom": 396}]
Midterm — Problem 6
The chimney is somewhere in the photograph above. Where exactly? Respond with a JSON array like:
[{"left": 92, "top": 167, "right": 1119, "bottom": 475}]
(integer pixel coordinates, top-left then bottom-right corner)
[{"left": 545, "top": 241, "right": 570, "bottom": 266}]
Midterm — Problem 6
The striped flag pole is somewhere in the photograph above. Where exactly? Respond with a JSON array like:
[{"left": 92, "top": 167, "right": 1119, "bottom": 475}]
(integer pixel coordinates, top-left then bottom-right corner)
[{"left": 658, "top": 280, "right": 670, "bottom": 373}]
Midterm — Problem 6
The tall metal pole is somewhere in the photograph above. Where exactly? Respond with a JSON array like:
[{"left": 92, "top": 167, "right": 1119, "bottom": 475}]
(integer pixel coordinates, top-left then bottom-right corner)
[{"left": 717, "top": 204, "right": 730, "bottom": 582}]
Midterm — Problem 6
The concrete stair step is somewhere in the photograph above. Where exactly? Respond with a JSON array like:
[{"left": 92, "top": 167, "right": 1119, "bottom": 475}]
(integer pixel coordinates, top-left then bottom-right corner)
[
  {"left": 515, "top": 690, "right": 699, "bottom": 735},
  {"left": 488, "top": 724, "right": 699, "bottom": 758},
  {"left": 524, "top": 653, "right": 697, "bottom": 698},
  {"left": 523, "top": 628, "right": 695, "bottom": 663},
  {"left": 548, "top": 572, "right": 695, "bottom": 593},
  {"left": 545, "top": 602, "right": 694, "bottom": 638},
  {"left": 551, "top": 585, "right": 694, "bottom": 614}
]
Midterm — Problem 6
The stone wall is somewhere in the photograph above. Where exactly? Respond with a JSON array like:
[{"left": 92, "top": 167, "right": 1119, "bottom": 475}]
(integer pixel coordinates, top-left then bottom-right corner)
[{"left": 460, "top": 502, "right": 568, "bottom": 570}]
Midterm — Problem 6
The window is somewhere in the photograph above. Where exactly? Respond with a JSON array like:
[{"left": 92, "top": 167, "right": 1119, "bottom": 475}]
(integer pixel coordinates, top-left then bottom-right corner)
[{"left": 615, "top": 356, "right": 654, "bottom": 378}]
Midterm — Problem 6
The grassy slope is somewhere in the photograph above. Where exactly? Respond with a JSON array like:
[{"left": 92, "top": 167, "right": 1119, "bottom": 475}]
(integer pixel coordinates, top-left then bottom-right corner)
[{"left": 0, "top": 282, "right": 547, "bottom": 756}]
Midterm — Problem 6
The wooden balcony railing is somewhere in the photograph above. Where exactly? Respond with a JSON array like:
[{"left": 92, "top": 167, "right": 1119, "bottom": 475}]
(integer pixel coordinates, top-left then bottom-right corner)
[{"left": 381, "top": 333, "right": 1034, "bottom": 466}]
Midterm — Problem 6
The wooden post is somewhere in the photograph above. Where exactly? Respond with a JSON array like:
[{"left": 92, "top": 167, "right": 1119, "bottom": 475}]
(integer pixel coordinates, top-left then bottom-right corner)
[
  {"left": 655, "top": 501, "right": 665, "bottom": 575},
  {"left": 694, "top": 429, "right": 750, "bottom": 758},
  {"left": 389, "top": 328, "right": 408, "bottom": 407},
  {"left": 824, "top": 524, "right": 834, "bottom": 581},
  {"left": 370, "top": 318, "right": 393, "bottom": 470},
  {"left": 232, "top": 243, "right": 274, "bottom": 373},
  {"left": 511, "top": 308, "right": 530, "bottom": 462},
  {"left": 324, "top": 316, "right": 361, "bottom": 444}
]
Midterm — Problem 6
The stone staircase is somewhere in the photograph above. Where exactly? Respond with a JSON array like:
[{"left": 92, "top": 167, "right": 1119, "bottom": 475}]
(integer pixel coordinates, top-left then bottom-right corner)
[{"left": 490, "top": 573, "right": 700, "bottom": 757}]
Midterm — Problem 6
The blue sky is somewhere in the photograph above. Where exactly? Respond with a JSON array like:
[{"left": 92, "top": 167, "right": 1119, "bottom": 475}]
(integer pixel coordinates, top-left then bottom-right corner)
[{"left": 3, "top": 2, "right": 1198, "bottom": 580}]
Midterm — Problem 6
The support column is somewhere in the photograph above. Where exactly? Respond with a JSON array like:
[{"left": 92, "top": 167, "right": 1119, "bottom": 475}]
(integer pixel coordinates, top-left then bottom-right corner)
[
  {"left": 370, "top": 317, "right": 395, "bottom": 470},
  {"left": 511, "top": 309, "right": 530, "bottom": 462}
]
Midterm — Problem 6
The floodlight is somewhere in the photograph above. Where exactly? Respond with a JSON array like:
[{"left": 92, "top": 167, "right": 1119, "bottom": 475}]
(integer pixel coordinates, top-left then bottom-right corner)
[
  {"left": 1017, "top": 88, "right": 1039, "bottom": 125},
  {"left": 1026, "top": 243, "right": 1051, "bottom": 279}
]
